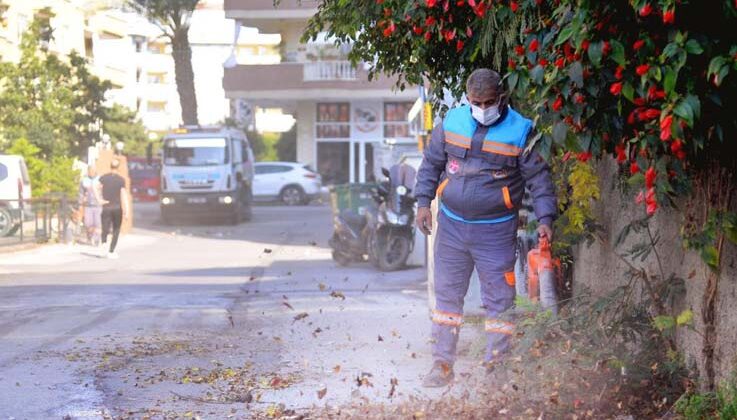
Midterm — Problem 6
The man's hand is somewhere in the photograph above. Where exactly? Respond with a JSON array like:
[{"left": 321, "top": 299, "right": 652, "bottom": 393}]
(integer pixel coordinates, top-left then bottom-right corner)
[
  {"left": 537, "top": 224, "right": 553, "bottom": 242},
  {"left": 416, "top": 207, "right": 433, "bottom": 235}
]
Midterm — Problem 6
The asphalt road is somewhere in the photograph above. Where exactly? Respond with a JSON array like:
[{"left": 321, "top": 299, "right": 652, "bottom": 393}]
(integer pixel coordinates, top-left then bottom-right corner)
[{"left": 0, "top": 202, "right": 491, "bottom": 419}]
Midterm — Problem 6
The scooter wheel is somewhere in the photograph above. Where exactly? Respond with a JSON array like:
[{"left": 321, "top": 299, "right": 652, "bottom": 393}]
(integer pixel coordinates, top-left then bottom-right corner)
[{"left": 332, "top": 250, "right": 352, "bottom": 267}]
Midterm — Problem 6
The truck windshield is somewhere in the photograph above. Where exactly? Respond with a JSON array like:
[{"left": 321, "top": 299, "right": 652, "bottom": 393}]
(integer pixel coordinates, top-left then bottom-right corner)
[{"left": 163, "top": 137, "right": 229, "bottom": 166}]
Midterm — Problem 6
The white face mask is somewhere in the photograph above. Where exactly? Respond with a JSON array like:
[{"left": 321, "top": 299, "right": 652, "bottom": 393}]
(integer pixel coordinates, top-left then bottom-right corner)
[{"left": 471, "top": 103, "right": 501, "bottom": 126}]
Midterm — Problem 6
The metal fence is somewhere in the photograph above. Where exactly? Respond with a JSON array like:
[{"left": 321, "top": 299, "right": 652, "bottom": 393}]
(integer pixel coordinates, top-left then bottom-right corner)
[{"left": 0, "top": 194, "right": 80, "bottom": 247}]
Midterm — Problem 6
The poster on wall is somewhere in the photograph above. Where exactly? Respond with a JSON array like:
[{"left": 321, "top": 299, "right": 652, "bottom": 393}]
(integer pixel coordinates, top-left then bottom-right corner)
[{"left": 352, "top": 101, "right": 382, "bottom": 140}]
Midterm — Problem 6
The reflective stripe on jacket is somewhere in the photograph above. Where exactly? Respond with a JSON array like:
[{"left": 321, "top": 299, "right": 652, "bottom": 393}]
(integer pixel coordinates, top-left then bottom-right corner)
[{"left": 415, "top": 105, "right": 557, "bottom": 226}]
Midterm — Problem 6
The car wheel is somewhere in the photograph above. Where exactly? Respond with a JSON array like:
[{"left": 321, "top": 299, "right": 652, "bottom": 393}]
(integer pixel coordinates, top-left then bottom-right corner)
[
  {"left": 280, "top": 186, "right": 304, "bottom": 206},
  {"left": 0, "top": 207, "right": 17, "bottom": 237}
]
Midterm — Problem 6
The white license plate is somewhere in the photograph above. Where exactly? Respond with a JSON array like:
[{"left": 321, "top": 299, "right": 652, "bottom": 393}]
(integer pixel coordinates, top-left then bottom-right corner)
[{"left": 187, "top": 197, "right": 207, "bottom": 204}]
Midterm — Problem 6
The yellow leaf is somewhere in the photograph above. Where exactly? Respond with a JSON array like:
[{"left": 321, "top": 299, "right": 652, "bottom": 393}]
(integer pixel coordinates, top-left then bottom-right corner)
[{"left": 676, "top": 309, "right": 693, "bottom": 326}]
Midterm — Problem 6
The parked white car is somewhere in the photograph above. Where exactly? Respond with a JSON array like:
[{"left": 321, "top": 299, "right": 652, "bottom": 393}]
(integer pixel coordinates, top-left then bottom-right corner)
[
  {"left": 0, "top": 155, "right": 32, "bottom": 236},
  {"left": 253, "top": 162, "right": 322, "bottom": 205}
]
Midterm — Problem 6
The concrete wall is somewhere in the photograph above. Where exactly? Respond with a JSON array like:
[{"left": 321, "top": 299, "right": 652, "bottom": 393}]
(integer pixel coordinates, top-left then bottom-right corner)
[
  {"left": 295, "top": 100, "right": 316, "bottom": 167},
  {"left": 573, "top": 157, "right": 737, "bottom": 386}
]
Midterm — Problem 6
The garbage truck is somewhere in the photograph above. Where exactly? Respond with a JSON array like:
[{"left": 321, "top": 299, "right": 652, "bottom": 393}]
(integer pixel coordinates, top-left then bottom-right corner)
[{"left": 159, "top": 126, "right": 254, "bottom": 224}]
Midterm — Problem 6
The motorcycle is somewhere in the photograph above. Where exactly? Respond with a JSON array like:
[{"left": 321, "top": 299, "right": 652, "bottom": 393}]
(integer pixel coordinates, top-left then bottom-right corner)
[
  {"left": 329, "top": 183, "right": 388, "bottom": 267},
  {"left": 367, "top": 168, "right": 417, "bottom": 271}
]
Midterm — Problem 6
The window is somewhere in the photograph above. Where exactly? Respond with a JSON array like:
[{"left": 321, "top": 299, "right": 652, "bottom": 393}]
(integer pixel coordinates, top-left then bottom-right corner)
[
  {"left": 147, "top": 101, "right": 166, "bottom": 113},
  {"left": 232, "top": 139, "right": 242, "bottom": 163},
  {"left": 132, "top": 36, "right": 144, "bottom": 53},
  {"left": 255, "top": 165, "right": 292, "bottom": 175},
  {"left": 384, "top": 102, "right": 413, "bottom": 138},
  {"left": 147, "top": 72, "right": 165, "bottom": 84},
  {"left": 316, "top": 103, "right": 350, "bottom": 139},
  {"left": 136, "top": 68, "right": 142, "bottom": 83},
  {"left": 148, "top": 42, "right": 166, "bottom": 54},
  {"left": 0, "top": 162, "right": 7, "bottom": 182}
]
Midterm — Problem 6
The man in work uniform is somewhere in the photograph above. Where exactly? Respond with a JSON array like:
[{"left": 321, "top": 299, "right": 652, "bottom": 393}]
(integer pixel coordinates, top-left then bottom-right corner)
[{"left": 415, "top": 68, "right": 557, "bottom": 387}]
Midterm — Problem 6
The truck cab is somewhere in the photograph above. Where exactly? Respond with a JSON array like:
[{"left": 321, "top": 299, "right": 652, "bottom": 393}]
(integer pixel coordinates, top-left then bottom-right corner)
[
  {"left": 0, "top": 155, "right": 32, "bottom": 237},
  {"left": 159, "top": 126, "right": 254, "bottom": 224}
]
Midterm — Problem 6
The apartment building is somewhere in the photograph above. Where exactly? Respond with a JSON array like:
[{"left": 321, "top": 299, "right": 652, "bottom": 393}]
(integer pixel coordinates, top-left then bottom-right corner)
[{"left": 223, "top": 0, "right": 420, "bottom": 184}]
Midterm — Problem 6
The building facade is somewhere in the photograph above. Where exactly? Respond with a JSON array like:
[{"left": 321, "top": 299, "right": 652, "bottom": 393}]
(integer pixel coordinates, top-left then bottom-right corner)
[{"left": 223, "top": 0, "right": 421, "bottom": 184}]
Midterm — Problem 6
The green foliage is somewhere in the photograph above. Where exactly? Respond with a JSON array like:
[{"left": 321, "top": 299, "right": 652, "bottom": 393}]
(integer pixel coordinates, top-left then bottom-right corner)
[
  {"left": 103, "top": 105, "right": 149, "bottom": 157},
  {"left": 276, "top": 127, "right": 297, "bottom": 162},
  {"left": 675, "top": 392, "right": 717, "bottom": 420},
  {"left": 675, "top": 374, "right": 737, "bottom": 420},
  {"left": 7, "top": 138, "right": 78, "bottom": 197},
  {"left": 0, "top": 18, "right": 144, "bottom": 159},
  {"left": 682, "top": 210, "right": 737, "bottom": 272}
]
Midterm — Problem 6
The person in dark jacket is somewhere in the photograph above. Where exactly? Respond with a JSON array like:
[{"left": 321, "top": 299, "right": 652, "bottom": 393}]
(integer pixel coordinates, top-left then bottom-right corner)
[{"left": 415, "top": 68, "right": 557, "bottom": 387}]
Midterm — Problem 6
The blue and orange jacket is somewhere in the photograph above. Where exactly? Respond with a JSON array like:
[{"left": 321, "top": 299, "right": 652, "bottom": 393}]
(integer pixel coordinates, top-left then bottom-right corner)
[{"left": 414, "top": 105, "right": 557, "bottom": 226}]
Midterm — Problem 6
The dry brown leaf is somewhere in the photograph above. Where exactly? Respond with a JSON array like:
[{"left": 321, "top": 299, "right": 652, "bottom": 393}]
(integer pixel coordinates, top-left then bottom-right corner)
[
  {"left": 282, "top": 302, "right": 294, "bottom": 310},
  {"left": 317, "top": 385, "right": 327, "bottom": 399},
  {"left": 318, "top": 283, "right": 327, "bottom": 291},
  {"left": 293, "top": 313, "right": 308, "bottom": 322},
  {"left": 332, "top": 365, "right": 341, "bottom": 373},
  {"left": 330, "top": 291, "right": 346, "bottom": 300}
]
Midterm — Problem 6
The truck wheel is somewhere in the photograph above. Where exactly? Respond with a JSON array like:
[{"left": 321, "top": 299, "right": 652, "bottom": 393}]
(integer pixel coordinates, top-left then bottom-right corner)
[{"left": 0, "top": 207, "right": 17, "bottom": 237}]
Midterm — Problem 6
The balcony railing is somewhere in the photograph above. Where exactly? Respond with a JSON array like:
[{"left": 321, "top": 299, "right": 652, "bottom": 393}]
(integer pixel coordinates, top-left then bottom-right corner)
[{"left": 303, "top": 61, "right": 357, "bottom": 82}]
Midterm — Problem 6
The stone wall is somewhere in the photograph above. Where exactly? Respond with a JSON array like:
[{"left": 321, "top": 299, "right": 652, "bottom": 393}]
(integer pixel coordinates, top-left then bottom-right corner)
[{"left": 572, "top": 157, "right": 737, "bottom": 387}]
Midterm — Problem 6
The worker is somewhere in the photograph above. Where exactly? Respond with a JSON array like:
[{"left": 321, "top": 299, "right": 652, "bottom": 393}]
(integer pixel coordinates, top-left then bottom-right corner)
[{"left": 415, "top": 68, "right": 557, "bottom": 387}]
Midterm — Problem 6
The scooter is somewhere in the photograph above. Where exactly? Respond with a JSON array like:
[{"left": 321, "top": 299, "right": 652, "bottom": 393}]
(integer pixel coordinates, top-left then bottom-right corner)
[
  {"left": 367, "top": 168, "right": 417, "bottom": 271},
  {"left": 329, "top": 183, "right": 389, "bottom": 266}
]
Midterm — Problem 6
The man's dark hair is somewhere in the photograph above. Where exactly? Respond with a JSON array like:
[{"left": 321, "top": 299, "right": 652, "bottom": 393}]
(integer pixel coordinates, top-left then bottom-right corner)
[{"left": 466, "top": 68, "right": 503, "bottom": 97}]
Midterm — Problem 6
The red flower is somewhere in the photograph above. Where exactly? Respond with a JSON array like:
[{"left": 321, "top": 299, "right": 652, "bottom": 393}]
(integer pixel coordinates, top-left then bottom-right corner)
[
  {"left": 466, "top": 27, "right": 473, "bottom": 37},
  {"left": 627, "top": 110, "right": 637, "bottom": 125},
  {"left": 510, "top": 1, "right": 519, "bottom": 12},
  {"left": 615, "top": 65, "right": 624, "bottom": 79},
  {"left": 468, "top": 0, "right": 476, "bottom": 5},
  {"left": 456, "top": 40, "right": 464, "bottom": 52},
  {"left": 555, "top": 57, "right": 565, "bottom": 68},
  {"left": 456, "top": 0, "right": 466, "bottom": 5},
  {"left": 647, "top": 85, "right": 666, "bottom": 101},
  {"left": 552, "top": 96, "right": 564, "bottom": 111},
  {"left": 443, "top": 29, "right": 456, "bottom": 42},
  {"left": 562, "top": 151, "right": 572, "bottom": 162},
  {"left": 660, "top": 115, "right": 673, "bottom": 141},
  {"left": 646, "top": 187, "right": 658, "bottom": 216},
  {"left": 426, "top": 0, "right": 438, "bottom": 7},
  {"left": 602, "top": 41, "right": 611, "bottom": 56},
  {"left": 383, "top": 22, "right": 396, "bottom": 37},
  {"left": 630, "top": 162, "right": 640, "bottom": 174},
  {"left": 508, "top": 58, "right": 517, "bottom": 70},
  {"left": 616, "top": 143, "right": 627, "bottom": 163},
  {"left": 424, "top": 31, "right": 432, "bottom": 41},
  {"left": 376, "top": 0, "right": 384, "bottom": 3},
  {"left": 574, "top": 93, "right": 585, "bottom": 104},
  {"left": 640, "top": 108, "right": 660, "bottom": 121},
  {"left": 581, "top": 39, "right": 590, "bottom": 51},
  {"left": 577, "top": 152, "right": 592, "bottom": 162},
  {"left": 633, "top": 97, "right": 646, "bottom": 106},
  {"left": 636, "top": 190, "right": 645, "bottom": 204},
  {"left": 663, "top": 9, "right": 675, "bottom": 24},
  {"left": 639, "top": 3, "right": 652, "bottom": 17},
  {"left": 670, "top": 139, "right": 683, "bottom": 153},
  {"left": 633, "top": 39, "right": 646, "bottom": 51},
  {"left": 676, "top": 150, "right": 686, "bottom": 160},
  {"left": 515, "top": 45, "right": 526, "bottom": 56},
  {"left": 610, "top": 82, "right": 623, "bottom": 95},
  {"left": 529, "top": 38, "right": 539, "bottom": 53},
  {"left": 535, "top": 0, "right": 542, "bottom": 4},
  {"left": 539, "top": 58, "right": 549, "bottom": 66},
  {"left": 636, "top": 64, "right": 650, "bottom": 76},
  {"left": 413, "top": 25, "right": 424, "bottom": 35},
  {"left": 425, "top": 16, "right": 436, "bottom": 26},
  {"left": 645, "top": 167, "right": 656, "bottom": 189}
]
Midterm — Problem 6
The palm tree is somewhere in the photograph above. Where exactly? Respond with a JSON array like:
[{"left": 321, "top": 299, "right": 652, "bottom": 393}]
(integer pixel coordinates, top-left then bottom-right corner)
[{"left": 130, "top": 0, "right": 200, "bottom": 125}]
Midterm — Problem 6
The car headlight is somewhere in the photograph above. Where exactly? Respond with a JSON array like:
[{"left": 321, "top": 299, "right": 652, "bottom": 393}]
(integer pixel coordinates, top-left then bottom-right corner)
[
  {"left": 396, "top": 185, "right": 408, "bottom": 196},
  {"left": 161, "top": 197, "right": 174, "bottom": 205},
  {"left": 385, "top": 210, "right": 399, "bottom": 224},
  {"left": 219, "top": 196, "right": 233, "bottom": 204}
]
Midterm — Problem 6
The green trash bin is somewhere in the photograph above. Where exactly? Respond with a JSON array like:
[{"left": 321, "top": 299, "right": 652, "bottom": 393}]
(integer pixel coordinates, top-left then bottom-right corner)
[{"left": 329, "top": 183, "right": 378, "bottom": 216}]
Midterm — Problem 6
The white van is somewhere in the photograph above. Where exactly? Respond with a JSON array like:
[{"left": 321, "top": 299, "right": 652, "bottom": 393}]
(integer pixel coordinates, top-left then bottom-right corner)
[
  {"left": 0, "top": 155, "right": 32, "bottom": 236},
  {"left": 159, "top": 126, "right": 254, "bottom": 224}
]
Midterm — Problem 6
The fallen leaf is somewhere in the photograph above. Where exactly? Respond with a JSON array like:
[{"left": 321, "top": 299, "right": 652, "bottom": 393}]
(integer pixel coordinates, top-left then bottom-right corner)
[
  {"left": 318, "top": 283, "right": 327, "bottom": 291},
  {"left": 309, "top": 241, "right": 318, "bottom": 246},
  {"left": 388, "top": 378, "right": 398, "bottom": 398},
  {"left": 249, "top": 276, "right": 256, "bottom": 281},
  {"left": 317, "top": 385, "right": 327, "bottom": 399},
  {"left": 312, "top": 327, "right": 322, "bottom": 337},
  {"left": 330, "top": 291, "right": 346, "bottom": 300},
  {"left": 332, "top": 365, "right": 341, "bottom": 373},
  {"left": 293, "top": 313, "right": 309, "bottom": 322},
  {"left": 391, "top": 329, "right": 401, "bottom": 338},
  {"left": 282, "top": 302, "right": 294, "bottom": 310},
  {"left": 378, "top": 335, "right": 384, "bottom": 342},
  {"left": 263, "top": 248, "right": 273, "bottom": 254}
]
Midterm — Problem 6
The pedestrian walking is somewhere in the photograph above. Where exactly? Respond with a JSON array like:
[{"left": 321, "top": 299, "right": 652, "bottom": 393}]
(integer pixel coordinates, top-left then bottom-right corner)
[
  {"left": 99, "top": 159, "right": 129, "bottom": 259},
  {"left": 78, "top": 165, "right": 105, "bottom": 246},
  {"left": 414, "top": 68, "right": 557, "bottom": 387}
]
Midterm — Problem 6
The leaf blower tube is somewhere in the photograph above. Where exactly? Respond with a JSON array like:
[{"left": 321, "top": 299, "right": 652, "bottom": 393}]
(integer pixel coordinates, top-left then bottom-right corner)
[{"left": 526, "top": 236, "right": 558, "bottom": 315}]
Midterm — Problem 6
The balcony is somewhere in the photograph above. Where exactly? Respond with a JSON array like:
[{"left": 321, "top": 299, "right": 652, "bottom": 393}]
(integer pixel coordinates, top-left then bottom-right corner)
[
  {"left": 224, "top": 0, "right": 319, "bottom": 32},
  {"left": 303, "top": 61, "right": 356, "bottom": 82},
  {"left": 223, "top": 61, "right": 416, "bottom": 103}
]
